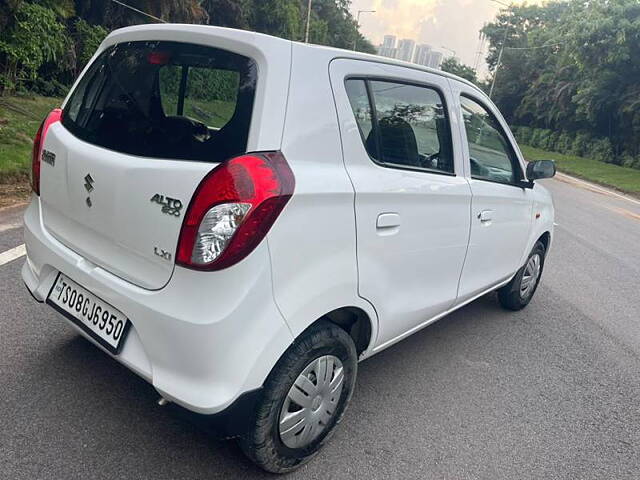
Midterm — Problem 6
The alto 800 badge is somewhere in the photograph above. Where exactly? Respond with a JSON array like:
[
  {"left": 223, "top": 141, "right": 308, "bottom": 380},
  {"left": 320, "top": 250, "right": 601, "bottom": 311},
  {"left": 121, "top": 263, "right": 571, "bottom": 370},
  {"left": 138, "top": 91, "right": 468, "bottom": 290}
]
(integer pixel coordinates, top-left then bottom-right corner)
[{"left": 150, "top": 194, "right": 183, "bottom": 217}]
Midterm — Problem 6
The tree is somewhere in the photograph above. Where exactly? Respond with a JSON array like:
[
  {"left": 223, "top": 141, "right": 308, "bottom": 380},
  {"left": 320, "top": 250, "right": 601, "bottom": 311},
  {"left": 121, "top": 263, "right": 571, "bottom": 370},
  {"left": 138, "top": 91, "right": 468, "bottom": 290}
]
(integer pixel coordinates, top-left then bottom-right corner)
[
  {"left": 0, "top": 2, "right": 69, "bottom": 93},
  {"left": 482, "top": 0, "right": 640, "bottom": 161},
  {"left": 73, "top": 18, "right": 107, "bottom": 72},
  {"left": 74, "top": 0, "right": 206, "bottom": 29},
  {"left": 201, "top": 0, "right": 254, "bottom": 28},
  {"left": 0, "top": 0, "right": 377, "bottom": 96},
  {"left": 441, "top": 57, "right": 477, "bottom": 84},
  {"left": 253, "top": 0, "right": 302, "bottom": 40}
]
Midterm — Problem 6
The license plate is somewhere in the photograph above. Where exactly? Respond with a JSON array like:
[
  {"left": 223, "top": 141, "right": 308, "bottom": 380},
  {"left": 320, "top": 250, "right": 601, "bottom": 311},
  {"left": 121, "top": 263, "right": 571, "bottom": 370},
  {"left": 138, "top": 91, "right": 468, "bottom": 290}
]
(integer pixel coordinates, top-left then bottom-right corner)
[{"left": 47, "top": 273, "right": 130, "bottom": 354}]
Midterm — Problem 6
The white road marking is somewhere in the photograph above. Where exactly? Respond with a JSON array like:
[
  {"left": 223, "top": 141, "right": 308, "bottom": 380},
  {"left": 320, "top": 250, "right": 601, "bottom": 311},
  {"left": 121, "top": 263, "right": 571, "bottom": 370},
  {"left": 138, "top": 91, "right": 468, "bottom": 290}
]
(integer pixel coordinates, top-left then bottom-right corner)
[
  {"left": 0, "top": 244, "right": 26, "bottom": 266},
  {"left": 555, "top": 172, "right": 640, "bottom": 207}
]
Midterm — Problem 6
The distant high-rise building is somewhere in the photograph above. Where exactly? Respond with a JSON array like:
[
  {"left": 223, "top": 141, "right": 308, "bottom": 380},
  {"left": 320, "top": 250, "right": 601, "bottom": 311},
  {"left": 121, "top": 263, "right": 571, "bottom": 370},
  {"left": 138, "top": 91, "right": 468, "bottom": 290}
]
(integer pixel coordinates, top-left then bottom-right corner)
[
  {"left": 413, "top": 44, "right": 432, "bottom": 67},
  {"left": 377, "top": 35, "right": 440, "bottom": 67},
  {"left": 382, "top": 35, "right": 396, "bottom": 49},
  {"left": 427, "top": 51, "right": 444, "bottom": 69},
  {"left": 378, "top": 35, "right": 397, "bottom": 58},
  {"left": 396, "top": 39, "right": 416, "bottom": 62}
]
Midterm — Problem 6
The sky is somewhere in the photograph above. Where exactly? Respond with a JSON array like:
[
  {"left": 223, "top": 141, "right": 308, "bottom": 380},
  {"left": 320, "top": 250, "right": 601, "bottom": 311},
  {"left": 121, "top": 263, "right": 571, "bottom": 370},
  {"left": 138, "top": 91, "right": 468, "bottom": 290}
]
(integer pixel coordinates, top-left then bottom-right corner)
[{"left": 349, "top": 0, "right": 541, "bottom": 76}]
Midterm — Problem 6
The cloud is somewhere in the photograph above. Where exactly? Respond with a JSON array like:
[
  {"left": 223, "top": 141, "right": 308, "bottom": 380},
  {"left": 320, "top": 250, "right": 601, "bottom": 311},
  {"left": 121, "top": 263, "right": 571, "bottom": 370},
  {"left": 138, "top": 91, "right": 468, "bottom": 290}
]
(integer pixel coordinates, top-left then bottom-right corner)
[
  {"left": 351, "top": 0, "right": 542, "bottom": 74},
  {"left": 360, "top": 0, "right": 439, "bottom": 41}
]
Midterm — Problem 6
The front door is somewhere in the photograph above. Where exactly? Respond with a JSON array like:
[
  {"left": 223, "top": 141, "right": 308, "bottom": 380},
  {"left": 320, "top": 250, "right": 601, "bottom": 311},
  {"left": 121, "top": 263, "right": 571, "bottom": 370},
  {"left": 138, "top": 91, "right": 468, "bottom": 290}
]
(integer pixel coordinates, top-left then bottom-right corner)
[
  {"left": 451, "top": 86, "right": 534, "bottom": 302},
  {"left": 330, "top": 60, "right": 472, "bottom": 349}
]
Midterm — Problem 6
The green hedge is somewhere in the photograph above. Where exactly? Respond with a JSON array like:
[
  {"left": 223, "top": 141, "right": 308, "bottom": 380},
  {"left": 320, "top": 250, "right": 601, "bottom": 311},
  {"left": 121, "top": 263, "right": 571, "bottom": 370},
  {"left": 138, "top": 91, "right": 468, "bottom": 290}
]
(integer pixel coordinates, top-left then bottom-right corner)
[{"left": 511, "top": 126, "right": 640, "bottom": 170}]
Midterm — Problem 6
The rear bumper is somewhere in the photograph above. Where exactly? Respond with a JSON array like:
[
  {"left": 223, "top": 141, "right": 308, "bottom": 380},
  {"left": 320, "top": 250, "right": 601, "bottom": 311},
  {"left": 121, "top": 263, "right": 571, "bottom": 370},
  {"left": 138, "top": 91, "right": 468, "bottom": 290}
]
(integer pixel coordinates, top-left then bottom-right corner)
[
  {"left": 169, "top": 387, "right": 264, "bottom": 439},
  {"left": 22, "top": 198, "right": 294, "bottom": 415}
]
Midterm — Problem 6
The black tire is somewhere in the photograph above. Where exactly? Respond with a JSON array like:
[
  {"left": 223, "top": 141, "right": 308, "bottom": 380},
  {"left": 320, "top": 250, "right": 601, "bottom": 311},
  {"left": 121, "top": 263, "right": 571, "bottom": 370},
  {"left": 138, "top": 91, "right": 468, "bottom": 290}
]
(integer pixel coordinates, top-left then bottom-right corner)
[
  {"left": 498, "top": 241, "right": 546, "bottom": 311},
  {"left": 238, "top": 321, "right": 357, "bottom": 474}
]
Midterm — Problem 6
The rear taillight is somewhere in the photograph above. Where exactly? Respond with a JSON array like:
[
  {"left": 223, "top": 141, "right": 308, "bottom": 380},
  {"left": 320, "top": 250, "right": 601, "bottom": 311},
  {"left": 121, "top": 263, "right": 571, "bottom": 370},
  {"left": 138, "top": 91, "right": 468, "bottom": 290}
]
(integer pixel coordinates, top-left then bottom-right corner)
[
  {"left": 176, "top": 151, "right": 295, "bottom": 271},
  {"left": 32, "top": 108, "right": 62, "bottom": 196}
]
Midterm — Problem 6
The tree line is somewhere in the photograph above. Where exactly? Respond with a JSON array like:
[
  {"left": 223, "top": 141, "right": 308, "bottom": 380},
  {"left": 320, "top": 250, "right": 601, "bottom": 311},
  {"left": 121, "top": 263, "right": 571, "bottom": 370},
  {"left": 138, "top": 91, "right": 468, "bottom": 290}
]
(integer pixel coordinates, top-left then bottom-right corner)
[
  {"left": 481, "top": 0, "right": 640, "bottom": 169},
  {"left": 0, "top": 0, "right": 375, "bottom": 96}
]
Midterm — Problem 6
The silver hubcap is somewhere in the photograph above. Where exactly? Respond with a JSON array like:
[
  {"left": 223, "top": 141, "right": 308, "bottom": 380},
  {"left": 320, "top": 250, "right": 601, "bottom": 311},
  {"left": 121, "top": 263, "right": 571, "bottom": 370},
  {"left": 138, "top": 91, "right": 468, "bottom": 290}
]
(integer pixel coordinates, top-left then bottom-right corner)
[
  {"left": 520, "top": 253, "right": 542, "bottom": 299},
  {"left": 279, "top": 355, "right": 344, "bottom": 449}
]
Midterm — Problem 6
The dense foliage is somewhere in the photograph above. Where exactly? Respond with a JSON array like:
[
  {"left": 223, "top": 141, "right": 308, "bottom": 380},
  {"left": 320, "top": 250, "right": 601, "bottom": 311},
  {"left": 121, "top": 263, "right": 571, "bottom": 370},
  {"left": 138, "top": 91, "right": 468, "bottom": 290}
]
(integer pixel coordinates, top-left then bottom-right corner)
[
  {"left": 0, "top": 0, "right": 375, "bottom": 96},
  {"left": 483, "top": 0, "right": 640, "bottom": 168},
  {"left": 440, "top": 57, "right": 478, "bottom": 84}
]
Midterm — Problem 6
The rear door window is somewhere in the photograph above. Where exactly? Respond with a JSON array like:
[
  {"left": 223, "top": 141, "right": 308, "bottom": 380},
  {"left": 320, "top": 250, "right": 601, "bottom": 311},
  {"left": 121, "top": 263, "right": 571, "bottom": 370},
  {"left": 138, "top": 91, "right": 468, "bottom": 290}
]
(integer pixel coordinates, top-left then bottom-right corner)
[
  {"left": 345, "top": 79, "right": 373, "bottom": 142},
  {"left": 63, "top": 41, "right": 257, "bottom": 163},
  {"left": 345, "top": 78, "right": 454, "bottom": 175}
]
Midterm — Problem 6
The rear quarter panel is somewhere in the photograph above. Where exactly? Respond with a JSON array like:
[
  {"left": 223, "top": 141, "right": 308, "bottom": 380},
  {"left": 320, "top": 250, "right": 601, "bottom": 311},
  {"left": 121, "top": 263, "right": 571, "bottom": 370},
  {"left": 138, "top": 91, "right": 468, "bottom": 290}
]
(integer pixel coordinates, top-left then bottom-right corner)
[
  {"left": 266, "top": 44, "right": 377, "bottom": 346},
  {"left": 527, "top": 182, "right": 555, "bottom": 258}
]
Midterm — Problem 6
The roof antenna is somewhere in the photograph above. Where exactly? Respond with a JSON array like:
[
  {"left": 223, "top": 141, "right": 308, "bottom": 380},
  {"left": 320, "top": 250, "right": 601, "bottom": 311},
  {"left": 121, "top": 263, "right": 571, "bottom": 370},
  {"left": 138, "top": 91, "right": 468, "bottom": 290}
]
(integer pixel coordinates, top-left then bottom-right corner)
[{"left": 110, "top": 0, "right": 167, "bottom": 23}]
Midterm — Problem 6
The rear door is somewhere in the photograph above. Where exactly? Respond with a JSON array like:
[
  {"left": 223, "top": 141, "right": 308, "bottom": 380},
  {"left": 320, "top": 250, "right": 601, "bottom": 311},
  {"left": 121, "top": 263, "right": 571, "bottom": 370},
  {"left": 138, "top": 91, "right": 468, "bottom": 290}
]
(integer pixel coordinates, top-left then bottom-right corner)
[
  {"left": 330, "top": 59, "right": 472, "bottom": 348},
  {"left": 39, "top": 33, "right": 288, "bottom": 290},
  {"left": 450, "top": 83, "right": 534, "bottom": 302}
]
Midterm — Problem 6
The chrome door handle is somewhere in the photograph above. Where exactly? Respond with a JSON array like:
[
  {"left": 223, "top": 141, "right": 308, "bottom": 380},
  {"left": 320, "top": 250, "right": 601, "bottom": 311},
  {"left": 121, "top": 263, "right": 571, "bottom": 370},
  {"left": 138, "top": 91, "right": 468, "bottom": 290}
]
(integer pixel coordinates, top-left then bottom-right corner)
[{"left": 478, "top": 210, "right": 493, "bottom": 222}]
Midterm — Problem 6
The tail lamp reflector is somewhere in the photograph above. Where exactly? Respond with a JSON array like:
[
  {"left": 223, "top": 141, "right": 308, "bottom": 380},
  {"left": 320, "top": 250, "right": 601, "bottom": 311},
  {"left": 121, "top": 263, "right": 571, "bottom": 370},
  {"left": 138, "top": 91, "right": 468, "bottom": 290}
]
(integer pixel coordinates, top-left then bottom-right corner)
[
  {"left": 176, "top": 152, "right": 295, "bottom": 271},
  {"left": 32, "top": 108, "right": 62, "bottom": 196}
]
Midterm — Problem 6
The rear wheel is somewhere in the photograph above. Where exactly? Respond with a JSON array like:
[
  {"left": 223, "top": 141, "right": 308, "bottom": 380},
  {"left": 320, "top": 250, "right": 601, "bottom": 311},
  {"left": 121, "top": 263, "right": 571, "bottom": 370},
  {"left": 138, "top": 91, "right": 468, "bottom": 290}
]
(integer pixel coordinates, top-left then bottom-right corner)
[
  {"left": 498, "top": 241, "right": 546, "bottom": 311},
  {"left": 239, "top": 321, "right": 357, "bottom": 473}
]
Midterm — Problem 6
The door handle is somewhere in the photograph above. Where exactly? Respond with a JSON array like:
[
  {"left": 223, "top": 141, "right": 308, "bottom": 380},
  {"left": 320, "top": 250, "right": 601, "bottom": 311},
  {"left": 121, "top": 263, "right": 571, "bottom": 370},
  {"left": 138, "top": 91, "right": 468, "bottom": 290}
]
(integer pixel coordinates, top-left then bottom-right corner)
[
  {"left": 377, "top": 213, "right": 401, "bottom": 229},
  {"left": 477, "top": 210, "right": 493, "bottom": 223}
]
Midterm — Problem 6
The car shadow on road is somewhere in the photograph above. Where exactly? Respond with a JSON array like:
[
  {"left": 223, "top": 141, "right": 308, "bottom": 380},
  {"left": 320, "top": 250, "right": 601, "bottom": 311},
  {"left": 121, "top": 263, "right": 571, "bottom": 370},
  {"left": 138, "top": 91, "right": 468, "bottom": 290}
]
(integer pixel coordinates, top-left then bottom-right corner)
[
  {"left": 37, "top": 334, "right": 270, "bottom": 478},
  {"left": 27, "top": 291, "right": 517, "bottom": 479}
]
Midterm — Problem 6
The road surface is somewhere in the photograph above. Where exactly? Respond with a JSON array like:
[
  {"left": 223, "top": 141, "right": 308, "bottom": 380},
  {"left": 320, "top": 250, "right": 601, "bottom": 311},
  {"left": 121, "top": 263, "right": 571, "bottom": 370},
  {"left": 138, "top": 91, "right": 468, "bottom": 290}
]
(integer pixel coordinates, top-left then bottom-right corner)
[{"left": 1, "top": 176, "right": 639, "bottom": 479}]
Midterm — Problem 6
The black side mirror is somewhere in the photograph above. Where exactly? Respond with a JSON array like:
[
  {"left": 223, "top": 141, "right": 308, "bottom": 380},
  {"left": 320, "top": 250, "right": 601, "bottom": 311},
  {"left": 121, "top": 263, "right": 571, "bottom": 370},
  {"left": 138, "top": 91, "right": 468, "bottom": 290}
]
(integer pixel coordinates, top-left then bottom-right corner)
[{"left": 526, "top": 160, "right": 556, "bottom": 181}]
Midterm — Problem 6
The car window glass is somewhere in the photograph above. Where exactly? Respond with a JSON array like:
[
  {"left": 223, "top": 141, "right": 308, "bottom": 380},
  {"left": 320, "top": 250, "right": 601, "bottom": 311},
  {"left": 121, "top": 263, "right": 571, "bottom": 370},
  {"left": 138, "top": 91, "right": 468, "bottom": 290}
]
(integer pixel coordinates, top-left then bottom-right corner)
[
  {"left": 63, "top": 41, "right": 256, "bottom": 163},
  {"left": 460, "top": 96, "right": 520, "bottom": 185},
  {"left": 369, "top": 80, "right": 453, "bottom": 174},
  {"left": 159, "top": 65, "right": 239, "bottom": 129},
  {"left": 345, "top": 79, "right": 454, "bottom": 174},
  {"left": 345, "top": 79, "right": 373, "bottom": 143}
]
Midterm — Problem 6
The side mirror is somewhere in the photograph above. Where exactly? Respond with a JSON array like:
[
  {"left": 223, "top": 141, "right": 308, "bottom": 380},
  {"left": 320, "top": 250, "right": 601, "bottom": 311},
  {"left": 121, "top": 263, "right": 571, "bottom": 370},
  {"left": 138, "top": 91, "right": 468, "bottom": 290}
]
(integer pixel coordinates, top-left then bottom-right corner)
[{"left": 526, "top": 160, "right": 556, "bottom": 181}]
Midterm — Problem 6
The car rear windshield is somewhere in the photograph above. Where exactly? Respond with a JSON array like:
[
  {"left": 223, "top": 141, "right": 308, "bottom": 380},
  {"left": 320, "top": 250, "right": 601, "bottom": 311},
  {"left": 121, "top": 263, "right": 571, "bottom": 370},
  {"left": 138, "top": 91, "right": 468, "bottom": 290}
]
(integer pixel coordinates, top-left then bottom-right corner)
[{"left": 62, "top": 41, "right": 257, "bottom": 162}]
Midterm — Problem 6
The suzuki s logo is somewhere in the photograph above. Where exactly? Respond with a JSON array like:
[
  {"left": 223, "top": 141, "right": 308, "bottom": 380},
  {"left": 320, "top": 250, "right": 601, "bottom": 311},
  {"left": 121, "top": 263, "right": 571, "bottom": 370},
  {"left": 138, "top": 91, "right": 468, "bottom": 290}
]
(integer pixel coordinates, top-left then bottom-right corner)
[
  {"left": 84, "top": 174, "right": 95, "bottom": 193},
  {"left": 84, "top": 174, "right": 94, "bottom": 207}
]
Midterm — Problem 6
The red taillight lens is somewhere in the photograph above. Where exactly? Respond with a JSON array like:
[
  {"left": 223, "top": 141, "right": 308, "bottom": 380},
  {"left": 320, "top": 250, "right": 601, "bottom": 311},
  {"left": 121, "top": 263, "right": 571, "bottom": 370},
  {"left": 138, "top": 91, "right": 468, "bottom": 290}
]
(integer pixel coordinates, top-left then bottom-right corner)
[
  {"left": 32, "top": 108, "right": 62, "bottom": 196},
  {"left": 176, "top": 151, "right": 295, "bottom": 271}
]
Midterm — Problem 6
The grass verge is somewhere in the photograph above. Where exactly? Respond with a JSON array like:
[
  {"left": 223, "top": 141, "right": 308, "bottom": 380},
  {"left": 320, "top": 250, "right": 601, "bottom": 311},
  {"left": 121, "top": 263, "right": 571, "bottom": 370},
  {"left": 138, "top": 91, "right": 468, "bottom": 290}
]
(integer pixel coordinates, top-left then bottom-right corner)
[
  {"left": 520, "top": 145, "right": 640, "bottom": 196},
  {"left": 0, "top": 95, "right": 63, "bottom": 183}
]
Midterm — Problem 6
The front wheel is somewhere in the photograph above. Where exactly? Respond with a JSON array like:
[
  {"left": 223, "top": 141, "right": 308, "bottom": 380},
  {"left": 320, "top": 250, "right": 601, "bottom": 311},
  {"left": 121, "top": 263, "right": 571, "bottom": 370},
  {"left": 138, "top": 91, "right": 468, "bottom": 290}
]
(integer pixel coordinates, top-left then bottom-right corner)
[
  {"left": 498, "top": 241, "right": 546, "bottom": 311},
  {"left": 239, "top": 321, "right": 357, "bottom": 473}
]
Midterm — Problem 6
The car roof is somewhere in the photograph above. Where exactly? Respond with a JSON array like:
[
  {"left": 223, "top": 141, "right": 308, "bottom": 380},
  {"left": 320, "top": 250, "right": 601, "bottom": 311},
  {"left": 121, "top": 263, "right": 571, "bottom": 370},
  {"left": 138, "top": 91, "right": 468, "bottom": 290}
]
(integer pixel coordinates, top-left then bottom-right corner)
[
  {"left": 291, "top": 40, "right": 482, "bottom": 94},
  {"left": 105, "top": 24, "right": 483, "bottom": 95}
]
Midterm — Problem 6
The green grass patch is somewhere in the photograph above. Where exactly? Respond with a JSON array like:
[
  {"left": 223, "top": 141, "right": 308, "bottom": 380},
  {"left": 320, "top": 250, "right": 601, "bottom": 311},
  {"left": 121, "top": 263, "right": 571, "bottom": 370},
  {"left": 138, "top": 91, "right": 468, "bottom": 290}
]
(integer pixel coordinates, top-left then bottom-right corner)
[
  {"left": 0, "top": 95, "right": 63, "bottom": 182},
  {"left": 519, "top": 144, "right": 640, "bottom": 195}
]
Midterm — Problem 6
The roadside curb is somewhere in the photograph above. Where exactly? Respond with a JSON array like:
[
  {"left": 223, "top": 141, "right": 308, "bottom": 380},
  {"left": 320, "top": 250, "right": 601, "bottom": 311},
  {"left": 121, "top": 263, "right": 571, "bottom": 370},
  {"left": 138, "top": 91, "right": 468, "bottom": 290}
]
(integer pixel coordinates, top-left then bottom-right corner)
[
  {"left": 0, "top": 202, "right": 27, "bottom": 231},
  {"left": 0, "top": 201, "right": 28, "bottom": 213},
  {"left": 554, "top": 171, "right": 640, "bottom": 206}
]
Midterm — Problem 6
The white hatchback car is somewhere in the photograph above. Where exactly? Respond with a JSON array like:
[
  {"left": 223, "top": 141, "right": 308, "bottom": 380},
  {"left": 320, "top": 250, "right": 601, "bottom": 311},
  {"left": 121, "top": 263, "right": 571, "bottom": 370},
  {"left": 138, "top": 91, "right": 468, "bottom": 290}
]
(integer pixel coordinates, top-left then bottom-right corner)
[{"left": 23, "top": 24, "right": 555, "bottom": 473}]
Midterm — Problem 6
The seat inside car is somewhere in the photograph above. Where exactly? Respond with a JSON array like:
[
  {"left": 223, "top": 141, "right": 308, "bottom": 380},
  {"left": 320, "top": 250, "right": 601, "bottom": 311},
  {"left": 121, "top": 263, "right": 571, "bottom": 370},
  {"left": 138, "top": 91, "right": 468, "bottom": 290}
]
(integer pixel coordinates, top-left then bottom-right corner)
[{"left": 366, "top": 116, "right": 420, "bottom": 166}]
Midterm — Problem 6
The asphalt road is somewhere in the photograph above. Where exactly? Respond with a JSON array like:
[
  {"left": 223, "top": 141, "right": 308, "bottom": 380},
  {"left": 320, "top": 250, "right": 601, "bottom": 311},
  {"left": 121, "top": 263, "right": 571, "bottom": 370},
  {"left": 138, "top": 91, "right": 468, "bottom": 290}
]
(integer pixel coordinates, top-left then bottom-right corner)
[{"left": 1, "top": 176, "right": 639, "bottom": 479}]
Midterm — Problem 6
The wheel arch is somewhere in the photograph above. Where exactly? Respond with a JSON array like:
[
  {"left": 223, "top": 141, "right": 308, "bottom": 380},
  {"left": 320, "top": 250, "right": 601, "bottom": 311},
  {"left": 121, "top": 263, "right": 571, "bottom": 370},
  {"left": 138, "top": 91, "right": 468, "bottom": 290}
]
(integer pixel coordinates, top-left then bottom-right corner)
[
  {"left": 538, "top": 231, "right": 551, "bottom": 253},
  {"left": 297, "top": 306, "right": 374, "bottom": 358}
]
